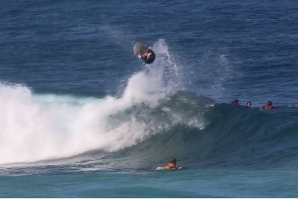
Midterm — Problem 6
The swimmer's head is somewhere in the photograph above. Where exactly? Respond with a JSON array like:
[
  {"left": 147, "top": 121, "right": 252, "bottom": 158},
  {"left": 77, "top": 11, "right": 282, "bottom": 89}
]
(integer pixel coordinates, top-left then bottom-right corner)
[
  {"left": 232, "top": 99, "right": 239, "bottom": 105},
  {"left": 170, "top": 158, "right": 176, "bottom": 165}
]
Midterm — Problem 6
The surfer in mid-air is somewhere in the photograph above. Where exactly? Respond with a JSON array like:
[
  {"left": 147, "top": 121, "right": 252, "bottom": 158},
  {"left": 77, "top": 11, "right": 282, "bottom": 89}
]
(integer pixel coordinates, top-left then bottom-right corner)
[{"left": 134, "top": 43, "right": 155, "bottom": 64}]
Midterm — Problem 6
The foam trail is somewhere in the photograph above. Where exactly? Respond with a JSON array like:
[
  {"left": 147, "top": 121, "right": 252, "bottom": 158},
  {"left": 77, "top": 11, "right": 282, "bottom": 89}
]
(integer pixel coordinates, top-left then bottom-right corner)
[{"left": 0, "top": 39, "right": 185, "bottom": 165}]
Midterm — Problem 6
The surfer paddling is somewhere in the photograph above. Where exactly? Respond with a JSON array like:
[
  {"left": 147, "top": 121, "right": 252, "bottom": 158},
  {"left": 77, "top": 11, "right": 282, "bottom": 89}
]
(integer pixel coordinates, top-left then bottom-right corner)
[
  {"left": 134, "top": 43, "right": 155, "bottom": 64},
  {"left": 260, "top": 101, "right": 278, "bottom": 110},
  {"left": 164, "top": 158, "right": 177, "bottom": 169},
  {"left": 155, "top": 158, "right": 182, "bottom": 170}
]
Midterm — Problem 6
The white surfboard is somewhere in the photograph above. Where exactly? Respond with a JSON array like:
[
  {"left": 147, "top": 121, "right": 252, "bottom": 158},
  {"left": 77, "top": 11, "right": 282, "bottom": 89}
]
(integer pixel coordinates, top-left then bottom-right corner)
[{"left": 155, "top": 166, "right": 183, "bottom": 171}]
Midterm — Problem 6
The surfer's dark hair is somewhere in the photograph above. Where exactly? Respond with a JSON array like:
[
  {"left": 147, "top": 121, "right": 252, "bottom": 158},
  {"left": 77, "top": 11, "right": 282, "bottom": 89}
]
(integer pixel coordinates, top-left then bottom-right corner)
[{"left": 171, "top": 158, "right": 176, "bottom": 164}]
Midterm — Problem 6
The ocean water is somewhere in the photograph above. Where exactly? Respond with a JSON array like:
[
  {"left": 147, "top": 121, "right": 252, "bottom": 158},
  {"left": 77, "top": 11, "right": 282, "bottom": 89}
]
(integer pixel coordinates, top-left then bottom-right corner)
[{"left": 1, "top": 0, "right": 298, "bottom": 197}]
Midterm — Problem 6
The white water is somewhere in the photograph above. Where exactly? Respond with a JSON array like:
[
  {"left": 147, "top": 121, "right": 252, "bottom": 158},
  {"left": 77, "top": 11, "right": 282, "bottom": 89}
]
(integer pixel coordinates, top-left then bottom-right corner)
[{"left": 0, "top": 39, "right": 187, "bottom": 165}]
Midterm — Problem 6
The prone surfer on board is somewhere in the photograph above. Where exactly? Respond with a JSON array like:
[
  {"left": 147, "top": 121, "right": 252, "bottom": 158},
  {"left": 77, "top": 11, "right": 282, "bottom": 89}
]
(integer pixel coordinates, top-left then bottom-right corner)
[
  {"left": 164, "top": 158, "right": 177, "bottom": 169},
  {"left": 134, "top": 43, "right": 155, "bottom": 64},
  {"left": 155, "top": 158, "right": 182, "bottom": 170}
]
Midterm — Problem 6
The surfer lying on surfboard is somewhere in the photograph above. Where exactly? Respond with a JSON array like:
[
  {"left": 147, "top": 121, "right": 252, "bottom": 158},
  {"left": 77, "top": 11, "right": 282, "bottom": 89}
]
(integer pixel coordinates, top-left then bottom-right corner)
[
  {"left": 164, "top": 158, "right": 177, "bottom": 169},
  {"left": 155, "top": 158, "right": 182, "bottom": 170},
  {"left": 134, "top": 43, "right": 155, "bottom": 64}
]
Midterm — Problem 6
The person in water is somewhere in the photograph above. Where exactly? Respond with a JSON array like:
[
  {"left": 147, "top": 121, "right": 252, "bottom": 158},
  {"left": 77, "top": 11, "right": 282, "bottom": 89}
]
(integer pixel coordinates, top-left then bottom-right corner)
[
  {"left": 260, "top": 101, "right": 278, "bottom": 110},
  {"left": 231, "top": 99, "right": 239, "bottom": 106},
  {"left": 164, "top": 158, "right": 177, "bottom": 169},
  {"left": 246, "top": 102, "right": 252, "bottom": 108},
  {"left": 137, "top": 47, "right": 155, "bottom": 64}
]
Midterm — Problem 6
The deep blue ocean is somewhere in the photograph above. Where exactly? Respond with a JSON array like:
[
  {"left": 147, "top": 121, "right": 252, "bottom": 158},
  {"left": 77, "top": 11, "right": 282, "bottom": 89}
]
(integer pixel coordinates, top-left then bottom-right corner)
[{"left": 1, "top": 0, "right": 298, "bottom": 197}]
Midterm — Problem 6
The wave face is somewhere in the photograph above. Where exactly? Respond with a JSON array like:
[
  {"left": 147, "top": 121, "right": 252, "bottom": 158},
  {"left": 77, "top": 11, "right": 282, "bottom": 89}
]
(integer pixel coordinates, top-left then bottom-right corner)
[
  {"left": 3, "top": 84, "right": 298, "bottom": 172},
  {"left": 76, "top": 93, "right": 298, "bottom": 171},
  {"left": 1, "top": 39, "right": 298, "bottom": 173}
]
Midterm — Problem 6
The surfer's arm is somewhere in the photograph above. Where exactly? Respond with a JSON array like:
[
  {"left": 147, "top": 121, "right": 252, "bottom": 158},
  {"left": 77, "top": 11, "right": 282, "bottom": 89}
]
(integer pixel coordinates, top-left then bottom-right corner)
[{"left": 147, "top": 52, "right": 153, "bottom": 58}]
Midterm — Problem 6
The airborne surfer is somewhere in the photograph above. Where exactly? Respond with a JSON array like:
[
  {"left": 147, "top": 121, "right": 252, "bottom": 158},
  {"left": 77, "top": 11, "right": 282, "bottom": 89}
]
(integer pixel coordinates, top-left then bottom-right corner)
[{"left": 134, "top": 43, "right": 155, "bottom": 64}]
